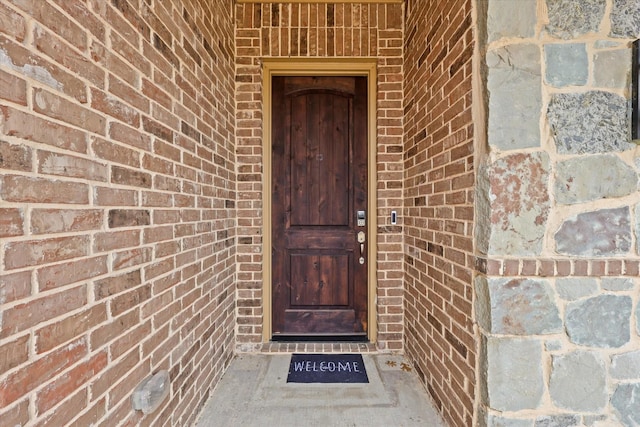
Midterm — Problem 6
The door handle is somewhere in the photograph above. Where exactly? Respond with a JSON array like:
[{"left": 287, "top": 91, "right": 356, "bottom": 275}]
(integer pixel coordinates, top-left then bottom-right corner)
[{"left": 357, "top": 231, "right": 365, "bottom": 265}]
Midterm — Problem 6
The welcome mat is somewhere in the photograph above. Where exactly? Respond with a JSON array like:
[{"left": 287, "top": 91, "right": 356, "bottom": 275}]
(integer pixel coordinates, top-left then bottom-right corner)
[{"left": 287, "top": 354, "right": 369, "bottom": 383}]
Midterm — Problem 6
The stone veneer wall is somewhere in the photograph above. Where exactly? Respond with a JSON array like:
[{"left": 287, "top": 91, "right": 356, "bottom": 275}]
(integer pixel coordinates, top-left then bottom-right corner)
[
  {"left": 403, "top": 0, "right": 476, "bottom": 425},
  {"left": 477, "top": 0, "right": 640, "bottom": 425},
  {"left": 0, "top": 0, "right": 236, "bottom": 425},
  {"left": 234, "top": 2, "right": 405, "bottom": 351}
]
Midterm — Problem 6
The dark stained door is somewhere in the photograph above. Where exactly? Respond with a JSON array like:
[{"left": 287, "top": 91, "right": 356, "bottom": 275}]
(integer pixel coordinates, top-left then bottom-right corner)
[{"left": 272, "top": 76, "right": 368, "bottom": 338}]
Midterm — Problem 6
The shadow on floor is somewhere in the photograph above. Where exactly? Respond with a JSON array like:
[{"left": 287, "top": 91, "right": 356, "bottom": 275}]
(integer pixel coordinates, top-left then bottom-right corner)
[{"left": 195, "top": 354, "right": 446, "bottom": 427}]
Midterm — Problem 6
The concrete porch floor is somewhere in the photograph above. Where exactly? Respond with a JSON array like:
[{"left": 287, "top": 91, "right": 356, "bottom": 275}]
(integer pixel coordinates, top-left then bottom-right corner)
[{"left": 194, "top": 353, "right": 446, "bottom": 427}]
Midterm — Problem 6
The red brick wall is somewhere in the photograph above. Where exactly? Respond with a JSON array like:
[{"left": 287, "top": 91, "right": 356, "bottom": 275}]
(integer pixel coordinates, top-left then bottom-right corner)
[
  {"left": 0, "top": 0, "right": 236, "bottom": 425},
  {"left": 235, "top": 2, "right": 405, "bottom": 351},
  {"left": 403, "top": 0, "right": 476, "bottom": 425}
]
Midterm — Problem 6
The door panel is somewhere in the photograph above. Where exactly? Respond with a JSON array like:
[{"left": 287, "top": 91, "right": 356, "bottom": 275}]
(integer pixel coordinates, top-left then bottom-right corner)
[
  {"left": 272, "top": 76, "right": 368, "bottom": 338},
  {"left": 290, "top": 253, "right": 350, "bottom": 306},
  {"left": 290, "top": 93, "right": 350, "bottom": 226}
]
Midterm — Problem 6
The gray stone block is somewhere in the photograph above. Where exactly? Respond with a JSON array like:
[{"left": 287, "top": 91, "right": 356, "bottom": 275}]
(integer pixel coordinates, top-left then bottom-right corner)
[
  {"left": 487, "top": 414, "right": 534, "bottom": 427},
  {"left": 478, "top": 407, "right": 535, "bottom": 427},
  {"left": 583, "top": 415, "right": 608, "bottom": 426},
  {"left": 534, "top": 415, "right": 580, "bottom": 427},
  {"left": 566, "top": 294, "right": 632, "bottom": 348},
  {"left": 545, "top": 340, "right": 563, "bottom": 352},
  {"left": 610, "top": 0, "right": 640, "bottom": 38},
  {"left": 611, "top": 350, "right": 640, "bottom": 379},
  {"left": 476, "top": 276, "right": 492, "bottom": 331},
  {"left": 548, "top": 91, "right": 633, "bottom": 154},
  {"left": 476, "top": 163, "right": 492, "bottom": 256},
  {"left": 545, "top": 0, "right": 606, "bottom": 39},
  {"left": 549, "top": 351, "right": 607, "bottom": 411},
  {"left": 482, "top": 336, "right": 544, "bottom": 411},
  {"left": 554, "top": 155, "right": 638, "bottom": 204},
  {"left": 487, "top": 44, "right": 541, "bottom": 150},
  {"left": 593, "top": 49, "right": 631, "bottom": 88},
  {"left": 476, "top": 277, "right": 562, "bottom": 335},
  {"left": 555, "top": 278, "right": 598, "bottom": 300},
  {"left": 611, "top": 383, "right": 640, "bottom": 426},
  {"left": 594, "top": 40, "right": 623, "bottom": 49},
  {"left": 636, "top": 203, "right": 640, "bottom": 255},
  {"left": 637, "top": 296, "right": 640, "bottom": 336},
  {"left": 555, "top": 207, "right": 632, "bottom": 256},
  {"left": 484, "top": 152, "right": 551, "bottom": 256},
  {"left": 487, "top": 0, "right": 537, "bottom": 42},
  {"left": 544, "top": 43, "right": 588, "bottom": 87},
  {"left": 601, "top": 278, "right": 635, "bottom": 291}
]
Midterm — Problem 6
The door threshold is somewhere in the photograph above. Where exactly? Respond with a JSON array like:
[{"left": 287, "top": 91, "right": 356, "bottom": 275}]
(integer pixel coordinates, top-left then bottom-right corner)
[{"left": 272, "top": 334, "right": 368, "bottom": 343}]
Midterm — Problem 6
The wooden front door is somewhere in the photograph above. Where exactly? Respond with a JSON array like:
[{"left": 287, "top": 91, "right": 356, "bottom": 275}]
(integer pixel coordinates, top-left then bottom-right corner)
[{"left": 271, "top": 76, "right": 368, "bottom": 339}]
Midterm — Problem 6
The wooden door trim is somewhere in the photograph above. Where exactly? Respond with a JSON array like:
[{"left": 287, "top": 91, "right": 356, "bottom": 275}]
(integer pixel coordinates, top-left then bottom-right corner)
[{"left": 262, "top": 58, "right": 378, "bottom": 343}]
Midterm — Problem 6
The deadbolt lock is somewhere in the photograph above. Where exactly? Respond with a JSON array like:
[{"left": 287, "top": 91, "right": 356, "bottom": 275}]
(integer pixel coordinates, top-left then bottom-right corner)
[{"left": 357, "top": 231, "right": 366, "bottom": 243}]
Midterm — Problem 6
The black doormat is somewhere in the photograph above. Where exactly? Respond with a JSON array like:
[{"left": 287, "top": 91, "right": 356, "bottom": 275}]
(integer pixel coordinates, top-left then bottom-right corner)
[{"left": 287, "top": 354, "right": 369, "bottom": 383}]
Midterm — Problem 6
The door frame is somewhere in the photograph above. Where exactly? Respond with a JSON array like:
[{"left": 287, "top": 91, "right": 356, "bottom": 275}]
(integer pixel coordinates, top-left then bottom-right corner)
[{"left": 261, "top": 58, "right": 378, "bottom": 343}]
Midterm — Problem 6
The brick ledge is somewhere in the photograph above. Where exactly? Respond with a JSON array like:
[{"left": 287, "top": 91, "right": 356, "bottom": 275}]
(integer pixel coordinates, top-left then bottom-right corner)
[
  {"left": 236, "top": 342, "right": 384, "bottom": 354},
  {"left": 475, "top": 257, "right": 640, "bottom": 277}
]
